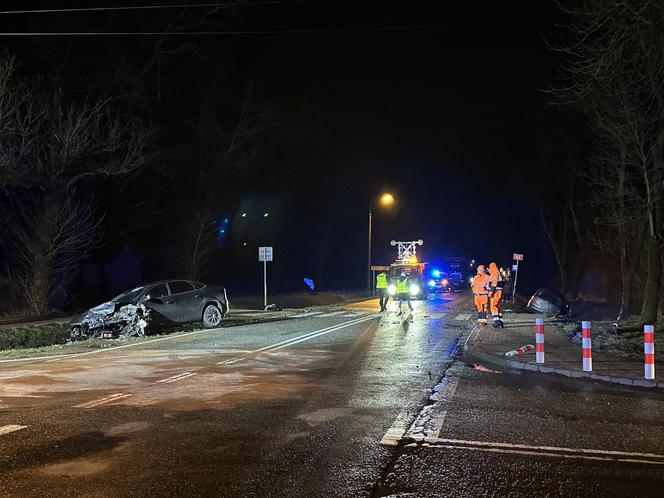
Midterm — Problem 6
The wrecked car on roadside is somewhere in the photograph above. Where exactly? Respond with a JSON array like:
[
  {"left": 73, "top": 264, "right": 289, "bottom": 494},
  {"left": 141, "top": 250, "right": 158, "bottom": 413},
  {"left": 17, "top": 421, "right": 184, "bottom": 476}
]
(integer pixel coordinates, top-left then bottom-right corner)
[
  {"left": 526, "top": 288, "right": 571, "bottom": 317},
  {"left": 69, "top": 280, "right": 229, "bottom": 341}
]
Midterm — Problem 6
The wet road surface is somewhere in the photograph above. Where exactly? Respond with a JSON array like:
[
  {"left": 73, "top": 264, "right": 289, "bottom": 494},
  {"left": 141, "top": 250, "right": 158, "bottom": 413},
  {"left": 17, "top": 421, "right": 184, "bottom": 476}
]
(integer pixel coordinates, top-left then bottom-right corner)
[{"left": 1, "top": 293, "right": 663, "bottom": 497}]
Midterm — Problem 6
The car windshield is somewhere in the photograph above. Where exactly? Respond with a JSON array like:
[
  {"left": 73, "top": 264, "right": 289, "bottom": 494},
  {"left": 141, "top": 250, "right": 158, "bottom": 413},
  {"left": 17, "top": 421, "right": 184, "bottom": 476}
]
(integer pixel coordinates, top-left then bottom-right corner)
[{"left": 113, "top": 286, "right": 145, "bottom": 303}]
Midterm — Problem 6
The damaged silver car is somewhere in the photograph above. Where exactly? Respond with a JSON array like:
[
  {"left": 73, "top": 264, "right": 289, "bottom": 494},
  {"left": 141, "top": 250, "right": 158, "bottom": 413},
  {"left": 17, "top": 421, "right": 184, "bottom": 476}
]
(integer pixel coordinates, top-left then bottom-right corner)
[{"left": 69, "top": 280, "right": 229, "bottom": 341}]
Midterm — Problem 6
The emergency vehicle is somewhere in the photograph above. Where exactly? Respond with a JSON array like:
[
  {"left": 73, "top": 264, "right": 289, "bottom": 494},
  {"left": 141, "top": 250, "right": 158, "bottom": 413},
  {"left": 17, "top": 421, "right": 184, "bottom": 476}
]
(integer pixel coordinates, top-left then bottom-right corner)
[{"left": 371, "top": 240, "right": 428, "bottom": 300}]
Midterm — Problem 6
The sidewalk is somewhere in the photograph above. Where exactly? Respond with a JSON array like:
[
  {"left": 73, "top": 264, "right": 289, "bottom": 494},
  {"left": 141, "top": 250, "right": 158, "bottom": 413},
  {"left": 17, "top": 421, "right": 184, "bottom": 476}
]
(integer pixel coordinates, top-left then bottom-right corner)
[{"left": 464, "top": 312, "right": 663, "bottom": 389}]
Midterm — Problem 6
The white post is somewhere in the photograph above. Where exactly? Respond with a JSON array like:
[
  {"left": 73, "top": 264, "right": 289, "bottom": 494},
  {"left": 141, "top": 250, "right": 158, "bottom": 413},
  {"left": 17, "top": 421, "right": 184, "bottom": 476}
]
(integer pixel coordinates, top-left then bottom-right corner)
[
  {"left": 263, "top": 259, "right": 268, "bottom": 309},
  {"left": 511, "top": 259, "right": 520, "bottom": 302},
  {"left": 645, "top": 324, "right": 655, "bottom": 380},
  {"left": 535, "top": 317, "right": 544, "bottom": 364}
]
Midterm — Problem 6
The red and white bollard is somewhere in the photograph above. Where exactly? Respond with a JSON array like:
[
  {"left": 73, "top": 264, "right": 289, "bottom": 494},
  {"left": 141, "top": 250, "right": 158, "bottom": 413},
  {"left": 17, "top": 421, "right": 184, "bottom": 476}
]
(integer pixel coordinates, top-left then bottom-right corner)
[
  {"left": 582, "top": 321, "right": 592, "bottom": 372},
  {"left": 535, "top": 318, "right": 545, "bottom": 364},
  {"left": 644, "top": 324, "right": 655, "bottom": 380}
]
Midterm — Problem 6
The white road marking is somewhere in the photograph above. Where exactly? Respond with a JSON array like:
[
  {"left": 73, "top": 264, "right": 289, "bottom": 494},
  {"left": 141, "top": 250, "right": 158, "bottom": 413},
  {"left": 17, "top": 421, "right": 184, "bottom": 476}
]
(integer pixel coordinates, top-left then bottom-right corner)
[
  {"left": 0, "top": 326, "right": 233, "bottom": 365},
  {"left": 453, "top": 313, "right": 471, "bottom": 321},
  {"left": 218, "top": 315, "right": 376, "bottom": 366},
  {"left": 318, "top": 311, "right": 346, "bottom": 317},
  {"left": 422, "top": 376, "right": 460, "bottom": 442},
  {"left": 0, "top": 424, "right": 27, "bottom": 436},
  {"left": 430, "top": 442, "right": 664, "bottom": 466},
  {"left": 289, "top": 312, "right": 322, "bottom": 318},
  {"left": 155, "top": 371, "right": 197, "bottom": 384},
  {"left": 380, "top": 410, "right": 412, "bottom": 446},
  {"left": 74, "top": 393, "right": 132, "bottom": 409}
]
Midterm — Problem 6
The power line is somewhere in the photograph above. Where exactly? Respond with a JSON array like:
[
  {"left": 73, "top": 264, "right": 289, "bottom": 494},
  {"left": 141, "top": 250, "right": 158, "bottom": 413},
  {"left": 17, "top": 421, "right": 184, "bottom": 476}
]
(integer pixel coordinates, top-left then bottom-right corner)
[
  {"left": 0, "top": 24, "right": 452, "bottom": 36},
  {"left": 0, "top": 1, "right": 304, "bottom": 16}
]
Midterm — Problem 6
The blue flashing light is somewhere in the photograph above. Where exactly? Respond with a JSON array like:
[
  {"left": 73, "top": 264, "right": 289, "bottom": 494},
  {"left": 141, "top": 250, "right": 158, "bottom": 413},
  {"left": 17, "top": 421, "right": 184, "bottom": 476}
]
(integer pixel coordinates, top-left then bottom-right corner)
[{"left": 432, "top": 269, "right": 441, "bottom": 278}]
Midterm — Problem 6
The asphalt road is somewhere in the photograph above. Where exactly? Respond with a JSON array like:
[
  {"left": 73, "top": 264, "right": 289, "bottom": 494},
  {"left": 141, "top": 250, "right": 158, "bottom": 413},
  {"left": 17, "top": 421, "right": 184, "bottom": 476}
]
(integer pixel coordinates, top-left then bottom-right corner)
[{"left": 0, "top": 293, "right": 663, "bottom": 497}]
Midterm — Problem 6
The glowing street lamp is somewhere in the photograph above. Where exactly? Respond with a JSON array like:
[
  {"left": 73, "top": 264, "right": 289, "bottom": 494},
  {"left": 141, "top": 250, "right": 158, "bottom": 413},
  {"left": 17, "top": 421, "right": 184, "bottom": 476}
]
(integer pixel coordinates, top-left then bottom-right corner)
[
  {"left": 368, "top": 192, "right": 395, "bottom": 292},
  {"left": 380, "top": 193, "right": 395, "bottom": 206}
]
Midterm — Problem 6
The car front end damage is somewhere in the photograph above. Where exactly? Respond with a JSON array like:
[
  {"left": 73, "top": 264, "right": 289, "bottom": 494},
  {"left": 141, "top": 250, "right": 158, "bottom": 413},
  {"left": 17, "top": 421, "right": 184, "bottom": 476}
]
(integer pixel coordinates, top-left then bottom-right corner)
[{"left": 69, "top": 301, "right": 151, "bottom": 341}]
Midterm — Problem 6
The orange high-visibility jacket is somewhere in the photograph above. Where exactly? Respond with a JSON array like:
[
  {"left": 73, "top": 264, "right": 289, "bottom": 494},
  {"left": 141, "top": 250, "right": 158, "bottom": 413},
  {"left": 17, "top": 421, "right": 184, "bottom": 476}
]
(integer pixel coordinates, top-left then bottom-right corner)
[
  {"left": 487, "top": 263, "right": 501, "bottom": 292},
  {"left": 471, "top": 273, "right": 489, "bottom": 295}
]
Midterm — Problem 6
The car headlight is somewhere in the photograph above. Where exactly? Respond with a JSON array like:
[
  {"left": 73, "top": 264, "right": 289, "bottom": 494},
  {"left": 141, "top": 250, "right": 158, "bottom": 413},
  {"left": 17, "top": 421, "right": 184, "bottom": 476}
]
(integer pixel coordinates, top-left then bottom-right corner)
[
  {"left": 428, "top": 279, "right": 436, "bottom": 287},
  {"left": 409, "top": 284, "right": 420, "bottom": 296},
  {"left": 442, "top": 279, "right": 449, "bottom": 286},
  {"left": 387, "top": 284, "right": 397, "bottom": 296}
]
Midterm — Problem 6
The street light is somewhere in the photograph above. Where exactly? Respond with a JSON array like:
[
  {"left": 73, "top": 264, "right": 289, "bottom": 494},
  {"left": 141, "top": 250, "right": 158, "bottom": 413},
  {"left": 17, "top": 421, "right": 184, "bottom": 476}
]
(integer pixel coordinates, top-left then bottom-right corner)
[{"left": 368, "top": 192, "right": 395, "bottom": 292}]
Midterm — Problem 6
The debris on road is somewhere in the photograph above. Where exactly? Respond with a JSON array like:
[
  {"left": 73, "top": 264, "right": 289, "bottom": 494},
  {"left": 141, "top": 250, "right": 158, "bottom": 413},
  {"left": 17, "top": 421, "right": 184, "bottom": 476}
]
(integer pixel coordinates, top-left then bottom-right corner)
[
  {"left": 505, "top": 344, "right": 535, "bottom": 357},
  {"left": 468, "top": 363, "right": 502, "bottom": 374}
]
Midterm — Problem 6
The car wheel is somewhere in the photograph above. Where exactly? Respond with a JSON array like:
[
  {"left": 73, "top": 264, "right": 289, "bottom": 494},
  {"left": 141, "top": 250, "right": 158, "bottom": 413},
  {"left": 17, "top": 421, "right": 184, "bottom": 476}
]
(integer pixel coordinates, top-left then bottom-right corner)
[{"left": 202, "top": 304, "right": 222, "bottom": 328}]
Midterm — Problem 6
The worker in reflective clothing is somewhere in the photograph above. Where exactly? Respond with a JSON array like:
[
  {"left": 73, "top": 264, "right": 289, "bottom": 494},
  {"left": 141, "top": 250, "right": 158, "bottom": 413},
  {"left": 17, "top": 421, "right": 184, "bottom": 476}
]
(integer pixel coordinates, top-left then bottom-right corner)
[
  {"left": 471, "top": 265, "right": 489, "bottom": 325},
  {"left": 487, "top": 262, "right": 504, "bottom": 328},
  {"left": 396, "top": 272, "right": 413, "bottom": 315},
  {"left": 376, "top": 270, "right": 389, "bottom": 312}
]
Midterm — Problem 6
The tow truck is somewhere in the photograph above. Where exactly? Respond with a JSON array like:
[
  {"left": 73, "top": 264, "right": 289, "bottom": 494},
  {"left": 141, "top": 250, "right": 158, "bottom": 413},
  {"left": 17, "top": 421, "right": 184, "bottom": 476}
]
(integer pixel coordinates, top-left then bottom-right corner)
[{"left": 371, "top": 239, "right": 428, "bottom": 300}]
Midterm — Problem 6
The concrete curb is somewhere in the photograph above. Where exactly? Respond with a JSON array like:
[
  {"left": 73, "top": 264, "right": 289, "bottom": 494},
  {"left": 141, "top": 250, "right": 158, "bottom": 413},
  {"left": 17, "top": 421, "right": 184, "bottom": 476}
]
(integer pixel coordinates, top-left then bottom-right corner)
[{"left": 463, "top": 342, "right": 664, "bottom": 390}]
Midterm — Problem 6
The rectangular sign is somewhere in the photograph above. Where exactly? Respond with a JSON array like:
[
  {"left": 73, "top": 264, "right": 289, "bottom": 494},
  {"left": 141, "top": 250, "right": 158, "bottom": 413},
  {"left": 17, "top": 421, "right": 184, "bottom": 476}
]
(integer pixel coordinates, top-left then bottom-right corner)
[
  {"left": 513, "top": 253, "right": 524, "bottom": 261},
  {"left": 258, "top": 246, "right": 273, "bottom": 262},
  {"left": 512, "top": 264, "right": 518, "bottom": 271}
]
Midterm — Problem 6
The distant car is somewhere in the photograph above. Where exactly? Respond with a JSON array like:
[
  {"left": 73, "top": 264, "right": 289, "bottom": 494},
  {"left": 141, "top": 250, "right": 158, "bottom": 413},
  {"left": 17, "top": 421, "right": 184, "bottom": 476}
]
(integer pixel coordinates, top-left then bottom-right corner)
[
  {"left": 426, "top": 271, "right": 453, "bottom": 293},
  {"left": 69, "top": 280, "right": 229, "bottom": 340},
  {"left": 526, "top": 288, "right": 570, "bottom": 317}
]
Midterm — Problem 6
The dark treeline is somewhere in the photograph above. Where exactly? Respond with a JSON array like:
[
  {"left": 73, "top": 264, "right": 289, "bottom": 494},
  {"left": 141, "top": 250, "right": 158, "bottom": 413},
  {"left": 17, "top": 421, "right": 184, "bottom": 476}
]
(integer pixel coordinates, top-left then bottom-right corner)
[
  {"left": 541, "top": 0, "right": 664, "bottom": 326},
  {"left": 0, "top": 3, "right": 273, "bottom": 314}
]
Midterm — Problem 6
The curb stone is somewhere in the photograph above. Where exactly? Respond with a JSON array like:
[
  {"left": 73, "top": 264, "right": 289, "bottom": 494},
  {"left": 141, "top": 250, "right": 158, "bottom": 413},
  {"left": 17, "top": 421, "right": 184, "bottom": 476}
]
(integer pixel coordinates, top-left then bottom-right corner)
[{"left": 464, "top": 342, "right": 662, "bottom": 391}]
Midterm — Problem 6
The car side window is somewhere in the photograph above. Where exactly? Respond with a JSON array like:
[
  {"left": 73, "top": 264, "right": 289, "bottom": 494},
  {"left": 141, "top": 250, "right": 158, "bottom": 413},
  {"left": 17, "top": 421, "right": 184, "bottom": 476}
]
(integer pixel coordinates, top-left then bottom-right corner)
[
  {"left": 150, "top": 284, "right": 169, "bottom": 298},
  {"left": 169, "top": 281, "right": 195, "bottom": 295}
]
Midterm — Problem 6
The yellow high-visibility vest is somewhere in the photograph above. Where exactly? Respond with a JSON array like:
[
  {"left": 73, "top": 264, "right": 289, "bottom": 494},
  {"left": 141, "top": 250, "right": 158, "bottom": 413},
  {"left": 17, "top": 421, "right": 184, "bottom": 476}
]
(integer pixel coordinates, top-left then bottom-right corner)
[
  {"left": 376, "top": 273, "right": 388, "bottom": 289},
  {"left": 396, "top": 278, "right": 409, "bottom": 294}
]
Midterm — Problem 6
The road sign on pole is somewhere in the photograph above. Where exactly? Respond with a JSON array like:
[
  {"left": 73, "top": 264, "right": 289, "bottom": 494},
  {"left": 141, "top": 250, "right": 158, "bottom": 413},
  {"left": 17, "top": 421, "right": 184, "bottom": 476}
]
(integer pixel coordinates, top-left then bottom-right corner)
[
  {"left": 258, "top": 247, "right": 273, "bottom": 309},
  {"left": 511, "top": 253, "right": 524, "bottom": 302}
]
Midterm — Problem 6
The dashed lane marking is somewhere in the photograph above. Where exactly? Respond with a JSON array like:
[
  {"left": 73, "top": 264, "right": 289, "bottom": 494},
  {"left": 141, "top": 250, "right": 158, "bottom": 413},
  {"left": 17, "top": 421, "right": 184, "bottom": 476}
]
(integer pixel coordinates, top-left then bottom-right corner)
[
  {"left": 428, "top": 439, "right": 664, "bottom": 465},
  {"left": 0, "top": 425, "right": 27, "bottom": 436},
  {"left": 218, "top": 315, "right": 376, "bottom": 366},
  {"left": 289, "top": 312, "right": 323, "bottom": 318},
  {"left": 155, "top": 372, "right": 197, "bottom": 384},
  {"left": 74, "top": 393, "right": 132, "bottom": 409},
  {"left": 453, "top": 313, "right": 472, "bottom": 321}
]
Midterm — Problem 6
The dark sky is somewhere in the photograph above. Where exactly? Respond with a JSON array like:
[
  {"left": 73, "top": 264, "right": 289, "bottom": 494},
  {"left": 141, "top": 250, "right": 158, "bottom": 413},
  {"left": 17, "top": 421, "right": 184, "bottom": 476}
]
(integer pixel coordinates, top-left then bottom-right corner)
[
  {"left": 1, "top": 1, "right": 573, "bottom": 296},
  {"left": 236, "top": 1, "right": 566, "bottom": 291}
]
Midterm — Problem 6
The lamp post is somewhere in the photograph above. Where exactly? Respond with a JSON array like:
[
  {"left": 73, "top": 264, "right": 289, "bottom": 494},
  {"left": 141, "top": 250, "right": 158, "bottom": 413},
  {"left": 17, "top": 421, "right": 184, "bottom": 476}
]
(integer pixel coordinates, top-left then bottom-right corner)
[{"left": 367, "top": 193, "right": 395, "bottom": 292}]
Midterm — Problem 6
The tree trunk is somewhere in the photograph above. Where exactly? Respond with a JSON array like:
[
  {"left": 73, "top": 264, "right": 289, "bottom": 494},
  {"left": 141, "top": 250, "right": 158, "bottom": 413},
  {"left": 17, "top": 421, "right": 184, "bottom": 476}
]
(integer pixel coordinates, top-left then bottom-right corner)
[
  {"left": 640, "top": 236, "right": 662, "bottom": 324},
  {"left": 618, "top": 248, "right": 634, "bottom": 321}
]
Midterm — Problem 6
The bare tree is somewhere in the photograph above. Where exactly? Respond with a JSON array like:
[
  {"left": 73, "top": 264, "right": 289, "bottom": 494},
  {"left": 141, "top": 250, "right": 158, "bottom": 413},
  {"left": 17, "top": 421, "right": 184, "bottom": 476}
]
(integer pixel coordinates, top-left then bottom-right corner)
[
  {"left": 168, "top": 83, "right": 272, "bottom": 280},
  {"left": 0, "top": 55, "right": 150, "bottom": 313},
  {"left": 551, "top": 0, "right": 664, "bottom": 324}
]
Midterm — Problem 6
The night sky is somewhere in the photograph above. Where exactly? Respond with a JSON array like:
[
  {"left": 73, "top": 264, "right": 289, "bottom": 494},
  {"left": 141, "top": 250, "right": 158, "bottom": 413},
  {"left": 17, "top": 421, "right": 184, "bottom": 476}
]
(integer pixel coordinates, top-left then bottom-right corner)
[{"left": 1, "top": 1, "right": 576, "bottom": 298}]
